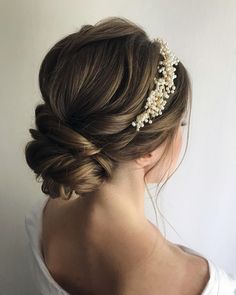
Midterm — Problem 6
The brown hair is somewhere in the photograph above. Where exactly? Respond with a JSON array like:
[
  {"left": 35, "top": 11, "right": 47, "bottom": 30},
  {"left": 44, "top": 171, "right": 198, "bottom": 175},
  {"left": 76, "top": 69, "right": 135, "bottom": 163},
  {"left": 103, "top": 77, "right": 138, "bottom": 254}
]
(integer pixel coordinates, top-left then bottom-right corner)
[{"left": 24, "top": 16, "right": 192, "bottom": 203}]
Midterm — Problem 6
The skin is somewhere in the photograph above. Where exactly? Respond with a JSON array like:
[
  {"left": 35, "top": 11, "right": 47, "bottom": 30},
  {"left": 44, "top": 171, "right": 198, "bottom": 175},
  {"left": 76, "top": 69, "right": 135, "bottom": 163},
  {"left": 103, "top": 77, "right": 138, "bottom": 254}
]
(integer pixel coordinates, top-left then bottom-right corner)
[{"left": 42, "top": 120, "right": 210, "bottom": 295}]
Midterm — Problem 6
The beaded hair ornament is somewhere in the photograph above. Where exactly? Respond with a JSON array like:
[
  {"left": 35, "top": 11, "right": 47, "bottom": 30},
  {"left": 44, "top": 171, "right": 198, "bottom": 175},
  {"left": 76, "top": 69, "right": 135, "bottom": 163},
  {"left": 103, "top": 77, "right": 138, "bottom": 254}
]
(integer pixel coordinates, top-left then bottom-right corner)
[{"left": 131, "top": 38, "right": 180, "bottom": 131}]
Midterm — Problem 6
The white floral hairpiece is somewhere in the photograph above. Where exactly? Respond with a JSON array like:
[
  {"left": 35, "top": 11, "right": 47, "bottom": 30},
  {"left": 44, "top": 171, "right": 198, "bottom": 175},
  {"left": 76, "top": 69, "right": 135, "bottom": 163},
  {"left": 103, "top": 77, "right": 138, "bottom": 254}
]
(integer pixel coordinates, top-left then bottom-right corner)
[{"left": 131, "top": 38, "right": 180, "bottom": 131}]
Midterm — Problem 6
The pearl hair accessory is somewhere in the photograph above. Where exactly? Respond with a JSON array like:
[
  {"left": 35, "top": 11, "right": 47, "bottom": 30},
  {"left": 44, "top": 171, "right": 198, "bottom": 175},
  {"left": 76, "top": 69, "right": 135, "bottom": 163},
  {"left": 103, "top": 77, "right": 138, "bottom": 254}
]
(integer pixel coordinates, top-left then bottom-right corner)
[{"left": 131, "top": 38, "right": 180, "bottom": 131}]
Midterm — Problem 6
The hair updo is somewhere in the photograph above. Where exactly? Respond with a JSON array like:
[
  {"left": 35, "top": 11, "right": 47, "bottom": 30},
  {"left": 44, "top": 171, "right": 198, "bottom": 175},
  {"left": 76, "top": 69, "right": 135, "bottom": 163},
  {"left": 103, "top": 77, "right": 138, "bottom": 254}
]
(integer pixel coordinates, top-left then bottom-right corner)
[{"left": 24, "top": 16, "right": 192, "bottom": 200}]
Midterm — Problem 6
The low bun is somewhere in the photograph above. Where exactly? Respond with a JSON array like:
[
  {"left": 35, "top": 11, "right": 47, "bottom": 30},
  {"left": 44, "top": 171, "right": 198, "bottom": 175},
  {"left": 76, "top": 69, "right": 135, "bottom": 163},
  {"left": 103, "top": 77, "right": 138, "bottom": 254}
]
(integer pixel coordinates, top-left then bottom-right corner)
[{"left": 25, "top": 104, "right": 114, "bottom": 199}]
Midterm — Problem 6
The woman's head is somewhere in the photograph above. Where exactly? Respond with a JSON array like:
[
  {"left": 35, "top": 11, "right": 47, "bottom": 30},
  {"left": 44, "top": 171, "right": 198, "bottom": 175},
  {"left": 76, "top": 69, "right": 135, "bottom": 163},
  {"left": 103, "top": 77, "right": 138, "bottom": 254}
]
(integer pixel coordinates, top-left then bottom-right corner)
[{"left": 25, "top": 16, "right": 192, "bottom": 200}]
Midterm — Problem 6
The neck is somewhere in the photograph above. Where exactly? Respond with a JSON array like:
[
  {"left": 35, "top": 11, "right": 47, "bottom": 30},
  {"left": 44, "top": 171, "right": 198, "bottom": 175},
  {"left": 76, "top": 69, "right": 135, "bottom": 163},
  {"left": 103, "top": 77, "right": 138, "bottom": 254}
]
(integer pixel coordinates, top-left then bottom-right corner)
[
  {"left": 78, "top": 162, "right": 148, "bottom": 222},
  {"left": 56, "top": 176, "right": 190, "bottom": 293},
  {"left": 70, "top": 169, "right": 172, "bottom": 269}
]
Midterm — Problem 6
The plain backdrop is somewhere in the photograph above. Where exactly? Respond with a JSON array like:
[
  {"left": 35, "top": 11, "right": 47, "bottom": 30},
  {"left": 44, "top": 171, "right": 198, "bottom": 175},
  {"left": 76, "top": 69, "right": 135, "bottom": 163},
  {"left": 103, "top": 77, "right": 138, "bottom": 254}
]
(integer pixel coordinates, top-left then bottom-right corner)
[{"left": 0, "top": 0, "right": 235, "bottom": 293}]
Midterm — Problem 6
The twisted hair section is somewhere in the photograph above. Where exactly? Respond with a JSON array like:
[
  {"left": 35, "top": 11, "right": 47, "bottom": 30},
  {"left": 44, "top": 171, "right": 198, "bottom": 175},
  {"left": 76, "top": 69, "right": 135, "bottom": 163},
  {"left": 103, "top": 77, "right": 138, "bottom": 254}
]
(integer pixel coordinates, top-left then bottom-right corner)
[{"left": 25, "top": 104, "right": 114, "bottom": 199}]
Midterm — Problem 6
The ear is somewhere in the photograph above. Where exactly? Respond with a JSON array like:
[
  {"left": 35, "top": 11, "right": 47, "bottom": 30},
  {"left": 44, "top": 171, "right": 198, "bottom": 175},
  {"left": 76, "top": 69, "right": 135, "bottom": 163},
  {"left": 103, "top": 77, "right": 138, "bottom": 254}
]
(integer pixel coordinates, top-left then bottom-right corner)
[
  {"left": 135, "top": 150, "right": 157, "bottom": 168},
  {"left": 135, "top": 140, "right": 168, "bottom": 169}
]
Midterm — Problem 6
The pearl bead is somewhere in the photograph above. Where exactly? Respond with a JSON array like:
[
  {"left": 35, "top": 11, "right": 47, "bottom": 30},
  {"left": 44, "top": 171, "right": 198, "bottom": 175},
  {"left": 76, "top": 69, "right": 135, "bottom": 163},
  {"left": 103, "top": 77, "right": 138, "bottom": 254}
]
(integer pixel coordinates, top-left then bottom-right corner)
[{"left": 131, "top": 37, "right": 179, "bottom": 131}]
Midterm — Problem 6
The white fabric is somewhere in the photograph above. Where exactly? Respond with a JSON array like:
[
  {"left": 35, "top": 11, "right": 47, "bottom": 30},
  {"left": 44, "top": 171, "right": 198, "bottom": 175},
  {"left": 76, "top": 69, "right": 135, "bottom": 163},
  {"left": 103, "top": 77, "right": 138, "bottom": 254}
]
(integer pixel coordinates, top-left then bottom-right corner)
[{"left": 25, "top": 196, "right": 236, "bottom": 295}]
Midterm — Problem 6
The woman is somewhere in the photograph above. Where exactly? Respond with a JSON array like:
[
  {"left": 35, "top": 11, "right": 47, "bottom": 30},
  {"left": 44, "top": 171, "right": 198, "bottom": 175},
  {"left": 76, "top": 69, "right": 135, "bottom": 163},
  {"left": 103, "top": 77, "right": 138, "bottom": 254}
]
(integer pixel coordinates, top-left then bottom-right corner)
[{"left": 24, "top": 16, "right": 236, "bottom": 295}]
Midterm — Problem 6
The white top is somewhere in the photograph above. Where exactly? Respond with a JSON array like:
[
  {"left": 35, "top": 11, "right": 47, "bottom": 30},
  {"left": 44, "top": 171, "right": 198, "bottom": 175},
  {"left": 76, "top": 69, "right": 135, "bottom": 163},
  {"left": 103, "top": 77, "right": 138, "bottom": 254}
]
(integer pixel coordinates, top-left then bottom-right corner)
[{"left": 25, "top": 196, "right": 236, "bottom": 295}]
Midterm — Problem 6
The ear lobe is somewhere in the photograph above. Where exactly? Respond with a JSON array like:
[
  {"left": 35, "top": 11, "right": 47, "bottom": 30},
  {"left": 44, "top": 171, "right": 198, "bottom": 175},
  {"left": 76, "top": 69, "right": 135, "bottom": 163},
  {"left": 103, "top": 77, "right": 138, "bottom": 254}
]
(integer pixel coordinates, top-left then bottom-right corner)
[{"left": 135, "top": 152, "right": 154, "bottom": 168}]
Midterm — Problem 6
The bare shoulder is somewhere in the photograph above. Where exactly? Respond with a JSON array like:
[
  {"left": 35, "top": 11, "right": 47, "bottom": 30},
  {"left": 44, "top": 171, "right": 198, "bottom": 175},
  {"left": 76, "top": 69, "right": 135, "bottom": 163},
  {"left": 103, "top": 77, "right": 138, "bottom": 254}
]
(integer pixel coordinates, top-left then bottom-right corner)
[
  {"left": 171, "top": 242, "right": 210, "bottom": 295},
  {"left": 118, "top": 240, "right": 211, "bottom": 295},
  {"left": 184, "top": 250, "right": 210, "bottom": 294},
  {"left": 41, "top": 200, "right": 210, "bottom": 295}
]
